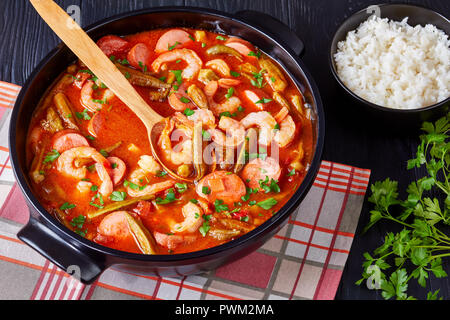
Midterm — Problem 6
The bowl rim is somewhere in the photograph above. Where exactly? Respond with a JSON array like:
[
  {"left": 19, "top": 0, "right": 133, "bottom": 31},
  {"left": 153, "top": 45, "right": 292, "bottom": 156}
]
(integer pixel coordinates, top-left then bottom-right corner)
[
  {"left": 10, "top": 6, "right": 325, "bottom": 263},
  {"left": 329, "top": 2, "right": 450, "bottom": 114}
]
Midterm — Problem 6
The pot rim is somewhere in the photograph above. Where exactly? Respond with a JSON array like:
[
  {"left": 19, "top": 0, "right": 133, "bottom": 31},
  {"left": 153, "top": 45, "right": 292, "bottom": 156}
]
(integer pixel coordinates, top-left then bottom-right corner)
[{"left": 10, "top": 6, "right": 325, "bottom": 263}]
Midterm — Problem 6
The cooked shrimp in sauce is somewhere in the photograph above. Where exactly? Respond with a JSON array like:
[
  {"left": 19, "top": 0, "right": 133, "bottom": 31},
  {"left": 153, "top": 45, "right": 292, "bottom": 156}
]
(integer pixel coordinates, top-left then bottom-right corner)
[{"left": 26, "top": 28, "right": 314, "bottom": 254}]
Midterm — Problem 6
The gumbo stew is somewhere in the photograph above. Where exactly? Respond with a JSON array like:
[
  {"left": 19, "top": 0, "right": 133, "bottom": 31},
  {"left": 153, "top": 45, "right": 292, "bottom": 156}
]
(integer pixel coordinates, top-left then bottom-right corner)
[{"left": 26, "top": 28, "right": 314, "bottom": 254}]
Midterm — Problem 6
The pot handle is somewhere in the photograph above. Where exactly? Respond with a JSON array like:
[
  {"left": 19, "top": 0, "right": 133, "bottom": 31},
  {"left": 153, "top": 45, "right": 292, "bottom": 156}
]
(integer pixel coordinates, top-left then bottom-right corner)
[
  {"left": 234, "top": 10, "right": 305, "bottom": 56},
  {"left": 17, "top": 215, "right": 105, "bottom": 284}
]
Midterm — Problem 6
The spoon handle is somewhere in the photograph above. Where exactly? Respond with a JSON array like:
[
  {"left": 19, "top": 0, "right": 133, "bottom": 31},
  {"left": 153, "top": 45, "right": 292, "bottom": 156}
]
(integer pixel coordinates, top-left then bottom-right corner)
[{"left": 29, "top": 0, "right": 163, "bottom": 127}]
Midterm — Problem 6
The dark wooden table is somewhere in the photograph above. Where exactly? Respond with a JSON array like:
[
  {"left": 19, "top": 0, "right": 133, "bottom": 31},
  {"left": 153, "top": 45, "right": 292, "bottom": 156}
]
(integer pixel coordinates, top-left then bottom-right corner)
[{"left": 1, "top": 0, "right": 448, "bottom": 300}]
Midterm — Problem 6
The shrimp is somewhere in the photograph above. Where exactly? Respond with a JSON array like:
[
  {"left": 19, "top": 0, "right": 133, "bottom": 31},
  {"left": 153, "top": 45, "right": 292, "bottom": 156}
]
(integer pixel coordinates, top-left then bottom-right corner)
[
  {"left": 240, "top": 111, "right": 278, "bottom": 146},
  {"left": 151, "top": 49, "right": 202, "bottom": 79},
  {"left": 204, "top": 80, "right": 242, "bottom": 116},
  {"left": 158, "top": 118, "right": 193, "bottom": 165},
  {"left": 274, "top": 115, "right": 296, "bottom": 148},
  {"left": 187, "top": 109, "right": 216, "bottom": 128},
  {"left": 80, "top": 81, "right": 115, "bottom": 112},
  {"left": 209, "top": 116, "right": 245, "bottom": 148},
  {"left": 57, "top": 146, "right": 113, "bottom": 196},
  {"left": 126, "top": 168, "right": 176, "bottom": 198},
  {"left": 171, "top": 202, "right": 204, "bottom": 233},
  {"left": 196, "top": 171, "right": 246, "bottom": 205},
  {"left": 241, "top": 157, "right": 282, "bottom": 190}
]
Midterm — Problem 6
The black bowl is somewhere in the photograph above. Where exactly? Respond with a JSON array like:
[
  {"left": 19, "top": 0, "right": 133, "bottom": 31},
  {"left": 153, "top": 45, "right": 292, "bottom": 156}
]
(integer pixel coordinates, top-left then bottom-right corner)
[
  {"left": 329, "top": 3, "right": 450, "bottom": 131},
  {"left": 9, "top": 7, "right": 325, "bottom": 284}
]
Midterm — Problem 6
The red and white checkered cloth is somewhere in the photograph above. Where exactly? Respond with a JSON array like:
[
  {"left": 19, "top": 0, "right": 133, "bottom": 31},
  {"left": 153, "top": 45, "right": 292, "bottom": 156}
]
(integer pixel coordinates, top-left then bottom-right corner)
[{"left": 0, "top": 81, "right": 371, "bottom": 300}]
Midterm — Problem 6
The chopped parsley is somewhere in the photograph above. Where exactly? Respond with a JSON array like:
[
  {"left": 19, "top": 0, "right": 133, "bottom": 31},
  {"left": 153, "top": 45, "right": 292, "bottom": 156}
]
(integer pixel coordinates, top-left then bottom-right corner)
[
  {"left": 216, "top": 35, "right": 226, "bottom": 41},
  {"left": 199, "top": 214, "right": 212, "bottom": 237},
  {"left": 202, "top": 129, "right": 211, "bottom": 140},
  {"left": 109, "top": 191, "right": 127, "bottom": 202},
  {"left": 256, "top": 198, "right": 278, "bottom": 210},
  {"left": 124, "top": 180, "right": 140, "bottom": 190},
  {"left": 202, "top": 186, "right": 211, "bottom": 195},
  {"left": 230, "top": 71, "right": 241, "bottom": 77},
  {"left": 251, "top": 70, "right": 266, "bottom": 88},
  {"left": 89, "top": 193, "right": 104, "bottom": 209},
  {"left": 70, "top": 215, "right": 87, "bottom": 236},
  {"left": 287, "top": 168, "right": 296, "bottom": 176},
  {"left": 240, "top": 215, "right": 250, "bottom": 222},
  {"left": 43, "top": 149, "right": 60, "bottom": 164},
  {"left": 60, "top": 202, "right": 76, "bottom": 211},
  {"left": 99, "top": 149, "right": 109, "bottom": 157},
  {"left": 138, "top": 61, "right": 148, "bottom": 72},
  {"left": 219, "top": 111, "right": 237, "bottom": 118},
  {"left": 156, "top": 170, "right": 168, "bottom": 177},
  {"left": 248, "top": 51, "right": 262, "bottom": 58}
]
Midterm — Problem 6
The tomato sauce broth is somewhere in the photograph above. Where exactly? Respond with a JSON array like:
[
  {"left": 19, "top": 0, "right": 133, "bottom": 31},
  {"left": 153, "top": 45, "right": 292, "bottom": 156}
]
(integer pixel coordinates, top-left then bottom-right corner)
[{"left": 26, "top": 28, "right": 314, "bottom": 255}]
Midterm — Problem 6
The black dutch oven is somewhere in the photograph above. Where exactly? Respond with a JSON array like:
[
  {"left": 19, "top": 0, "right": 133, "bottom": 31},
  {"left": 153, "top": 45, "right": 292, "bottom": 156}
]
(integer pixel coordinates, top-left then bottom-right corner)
[{"left": 9, "top": 7, "right": 325, "bottom": 284}]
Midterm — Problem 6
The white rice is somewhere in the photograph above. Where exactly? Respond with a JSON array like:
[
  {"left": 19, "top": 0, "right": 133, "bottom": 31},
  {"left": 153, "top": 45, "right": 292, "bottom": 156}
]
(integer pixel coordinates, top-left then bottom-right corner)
[{"left": 334, "top": 15, "right": 450, "bottom": 109}]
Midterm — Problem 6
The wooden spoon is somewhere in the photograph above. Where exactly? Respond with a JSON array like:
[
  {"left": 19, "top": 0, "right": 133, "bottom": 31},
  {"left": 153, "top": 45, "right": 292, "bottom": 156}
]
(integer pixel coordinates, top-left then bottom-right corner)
[{"left": 30, "top": 0, "right": 196, "bottom": 182}]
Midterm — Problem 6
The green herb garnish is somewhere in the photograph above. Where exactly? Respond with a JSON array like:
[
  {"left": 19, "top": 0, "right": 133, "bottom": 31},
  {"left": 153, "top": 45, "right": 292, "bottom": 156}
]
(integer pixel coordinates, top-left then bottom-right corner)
[
  {"left": 214, "top": 199, "right": 229, "bottom": 213},
  {"left": 60, "top": 202, "right": 76, "bottom": 211},
  {"left": 168, "top": 41, "right": 180, "bottom": 51},
  {"left": 170, "top": 70, "right": 183, "bottom": 85},
  {"left": 255, "top": 98, "right": 273, "bottom": 104},
  {"left": 180, "top": 96, "right": 191, "bottom": 104},
  {"left": 155, "top": 188, "right": 178, "bottom": 204},
  {"left": 75, "top": 109, "right": 91, "bottom": 120},
  {"left": 109, "top": 191, "right": 127, "bottom": 202},
  {"left": 225, "top": 87, "right": 234, "bottom": 99}
]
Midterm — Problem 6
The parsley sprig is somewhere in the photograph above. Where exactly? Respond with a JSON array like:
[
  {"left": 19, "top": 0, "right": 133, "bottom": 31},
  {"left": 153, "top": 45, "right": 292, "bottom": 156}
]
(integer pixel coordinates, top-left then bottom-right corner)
[{"left": 357, "top": 114, "right": 450, "bottom": 300}]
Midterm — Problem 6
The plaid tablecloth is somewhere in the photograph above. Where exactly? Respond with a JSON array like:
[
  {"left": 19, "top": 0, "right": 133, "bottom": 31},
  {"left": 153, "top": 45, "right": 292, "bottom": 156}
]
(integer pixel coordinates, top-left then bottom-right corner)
[{"left": 0, "top": 81, "right": 371, "bottom": 300}]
